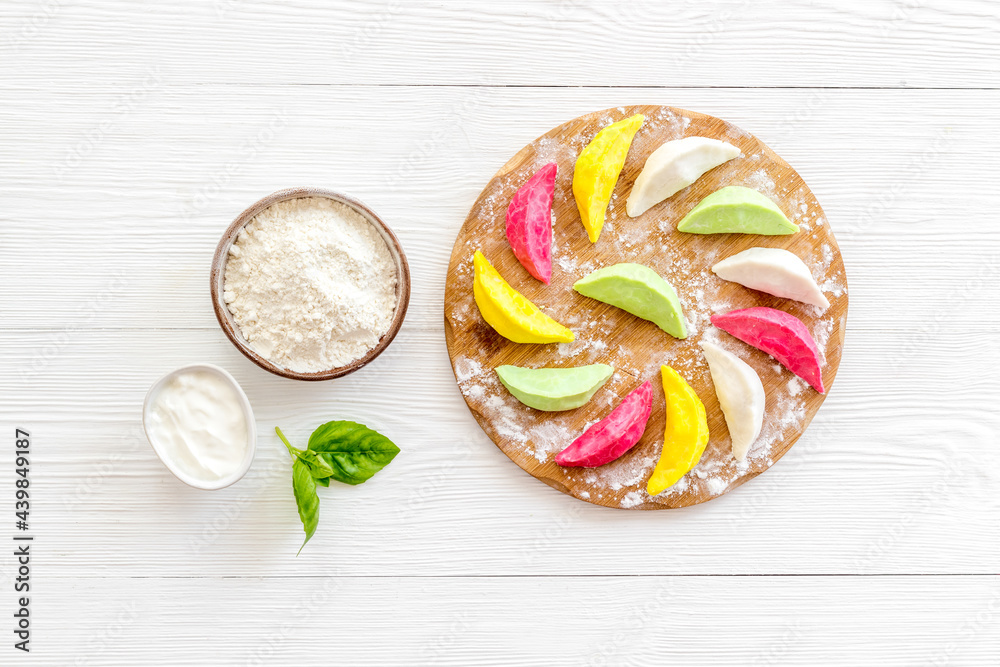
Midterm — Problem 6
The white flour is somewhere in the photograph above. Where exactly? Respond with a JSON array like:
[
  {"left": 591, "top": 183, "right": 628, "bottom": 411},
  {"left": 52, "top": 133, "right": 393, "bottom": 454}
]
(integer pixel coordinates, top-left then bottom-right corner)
[{"left": 223, "top": 197, "right": 398, "bottom": 373}]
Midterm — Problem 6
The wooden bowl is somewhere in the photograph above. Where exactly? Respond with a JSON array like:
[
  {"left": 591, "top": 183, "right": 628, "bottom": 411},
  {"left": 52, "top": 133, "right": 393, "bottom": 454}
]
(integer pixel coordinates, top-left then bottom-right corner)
[{"left": 211, "top": 187, "right": 410, "bottom": 381}]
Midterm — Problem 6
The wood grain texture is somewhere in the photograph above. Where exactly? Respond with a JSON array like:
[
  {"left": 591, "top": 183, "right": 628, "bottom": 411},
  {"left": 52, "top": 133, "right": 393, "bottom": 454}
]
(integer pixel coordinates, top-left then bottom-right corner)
[
  {"left": 2, "top": 328, "right": 997, "bottom": 578},
  {"left": 0, "top": 86, "right": 996, "bottom": 333},
  {"left": 445, "top": 106, "right": 847, "bottom": 510},
  {"left": 1, "top": 1, "right": 999, "bottom": 664},
  {"left": 29, "top": 576, "right": 1000, "bottom": 666},
  {"left": 2, "top": 0, "right": 998, "bottom": 88}
]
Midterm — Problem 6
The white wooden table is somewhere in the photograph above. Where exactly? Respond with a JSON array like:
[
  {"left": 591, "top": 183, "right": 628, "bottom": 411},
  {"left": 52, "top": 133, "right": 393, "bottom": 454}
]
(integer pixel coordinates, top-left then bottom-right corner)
[{"left": 2, "top": 1, "right": 999, "bottom": 665}]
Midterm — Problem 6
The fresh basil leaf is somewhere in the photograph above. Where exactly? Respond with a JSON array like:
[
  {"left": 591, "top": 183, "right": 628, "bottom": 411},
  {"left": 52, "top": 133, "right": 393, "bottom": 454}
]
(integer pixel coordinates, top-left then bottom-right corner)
[
  {"left": 295, "top": 449, "right": 336, "bottom": 479},
  {"left": 314, "top": 476, "right": 331, "bottom": 488},
  {"left": 291, "top": 458, "right": 320, "bottom": 556},
  {"left": 307, "top": 420, "right": 400, "bottom": 485}
]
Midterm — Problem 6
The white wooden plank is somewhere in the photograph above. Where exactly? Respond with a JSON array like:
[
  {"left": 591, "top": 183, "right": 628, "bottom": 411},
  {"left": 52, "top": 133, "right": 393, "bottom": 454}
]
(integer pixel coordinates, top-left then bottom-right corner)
[
  {"left": 2, "top": 2, "right": 998, "bottom": 661},
  {"left": 2, "top": 0, "right": 998, "bottom": 88},
  {"left": 20, "top": 576, "right": 1000, "bottom": 666},
  {"left": 2, "top": 327, "right": 997, "bottom": 577},
  {"left": 0, "top": 86, "right": 998, "bottom": 331}
]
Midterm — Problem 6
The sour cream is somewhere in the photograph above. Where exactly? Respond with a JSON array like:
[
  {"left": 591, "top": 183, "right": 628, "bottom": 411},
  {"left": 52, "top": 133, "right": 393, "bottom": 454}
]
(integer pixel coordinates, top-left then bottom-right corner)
[{"left": 144, "top": 365, "right": 255, "bottom": 489}]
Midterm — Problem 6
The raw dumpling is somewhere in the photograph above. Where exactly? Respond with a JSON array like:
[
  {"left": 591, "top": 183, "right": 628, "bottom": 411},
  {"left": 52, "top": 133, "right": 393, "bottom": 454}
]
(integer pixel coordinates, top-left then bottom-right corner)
[
  {"left": 506, "top": 162, "right": 557, "bottom": 283},
  {"left": 555, "top": 381, "right": 653, "bottom": 467},
  {"left": 626, "top": 137, "right": 740, "bottom": 217},
  {"left": 495, "top": 364, "right": 613, "bottom": 412},
  {"left": 646, "top": 365, "right": 709, "bottom": 495},
  {"left": 472, "top": 251, "right": 574, "bottom": 344},
  {"left": 711, "top": 307, "right": 825, "bottom": 393},
  {"left": 712, "top": 247, "right": 830, "bottom": 309},
  {"left": 573, "top": 263, "right": 687, "bottom": 339},
  {"left": 700, "top": 341, "right": 765, "bottom": 461},
  {"left": 573, "top": 114, "right": 644, "bottom": 243},
  {"left": 677, "top": 186, "right": 798, "bottom": 235}
]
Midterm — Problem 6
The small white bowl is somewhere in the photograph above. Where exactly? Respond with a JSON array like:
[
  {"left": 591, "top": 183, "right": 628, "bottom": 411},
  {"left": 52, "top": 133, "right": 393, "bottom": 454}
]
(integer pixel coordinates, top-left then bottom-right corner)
[{"left": 142, "top": 363, "right": 257, "bottom": 490}]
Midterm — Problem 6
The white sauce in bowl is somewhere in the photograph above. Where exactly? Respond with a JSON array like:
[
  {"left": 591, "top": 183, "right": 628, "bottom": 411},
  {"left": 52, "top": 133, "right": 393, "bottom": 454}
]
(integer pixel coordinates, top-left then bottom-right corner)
[{"left": 144, "top": 366, "right": 254, "bottom": 487}]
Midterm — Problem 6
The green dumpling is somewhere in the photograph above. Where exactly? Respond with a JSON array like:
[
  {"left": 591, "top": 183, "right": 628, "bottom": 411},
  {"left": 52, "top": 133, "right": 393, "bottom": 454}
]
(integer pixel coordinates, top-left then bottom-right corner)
[
  {"left": 573, "top": 263, "right": 687, "bottom": 339},
  {"left": 676, "top": 186, "right": 798, "bottom": 235},
  {"left": 495, "top": 364, "right": 613, "bottom": 412}
]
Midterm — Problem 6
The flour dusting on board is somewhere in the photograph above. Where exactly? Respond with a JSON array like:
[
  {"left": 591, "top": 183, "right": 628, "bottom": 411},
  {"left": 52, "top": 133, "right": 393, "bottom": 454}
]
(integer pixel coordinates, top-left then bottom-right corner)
[{"left": 445, "top": 106, "right": 848, "bottom": 510}]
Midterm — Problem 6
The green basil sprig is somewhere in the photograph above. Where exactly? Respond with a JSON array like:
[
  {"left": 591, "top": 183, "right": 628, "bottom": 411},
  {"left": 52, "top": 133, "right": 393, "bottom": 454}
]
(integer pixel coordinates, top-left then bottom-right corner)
[{"left": 276, "top": 422, "right": 400, "bottom": 554}]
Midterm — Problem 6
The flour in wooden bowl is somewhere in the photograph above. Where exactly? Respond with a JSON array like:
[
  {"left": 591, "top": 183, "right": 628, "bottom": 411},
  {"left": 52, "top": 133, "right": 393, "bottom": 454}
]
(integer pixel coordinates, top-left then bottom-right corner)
[{"left": 223, "top": 197, "right": 398, "bottom": 374}]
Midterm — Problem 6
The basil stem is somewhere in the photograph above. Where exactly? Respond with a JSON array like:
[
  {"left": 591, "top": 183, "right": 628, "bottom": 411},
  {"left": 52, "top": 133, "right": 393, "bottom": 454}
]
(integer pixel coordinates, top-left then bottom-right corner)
[{"left": 276, "top": 426, "right": 300, "bottom": 458}]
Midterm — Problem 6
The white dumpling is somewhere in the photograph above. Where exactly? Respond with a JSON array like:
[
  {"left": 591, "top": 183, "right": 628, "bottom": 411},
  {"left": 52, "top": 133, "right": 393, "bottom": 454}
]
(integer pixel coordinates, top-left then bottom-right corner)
[
  {"left": 700, "top": 341, "right": 765, "bottom": 462},
  {"left": 626, "top": 137, "right": 740, "bottom": 217},
  {"left": 711, "top": 247, "right": 830, "bottom": 310}
]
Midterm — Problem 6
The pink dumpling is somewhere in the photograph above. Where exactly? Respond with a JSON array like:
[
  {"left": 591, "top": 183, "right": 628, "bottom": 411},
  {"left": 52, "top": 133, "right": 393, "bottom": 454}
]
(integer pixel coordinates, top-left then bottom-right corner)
[
  {"left": 506, "top": 162, "right": 557, "bottom": 284},
  {"left": 555, "top": 381, "right": 653, "bottom": 467},
  {"left": 711, "top": 307, "right": 826, "bottom": 393}
]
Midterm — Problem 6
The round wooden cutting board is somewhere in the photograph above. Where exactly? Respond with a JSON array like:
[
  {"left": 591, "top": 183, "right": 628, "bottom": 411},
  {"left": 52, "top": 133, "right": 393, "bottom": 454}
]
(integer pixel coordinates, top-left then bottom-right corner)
[{"left": 444, "top": 105, "right": 848, "bottom": 510}]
